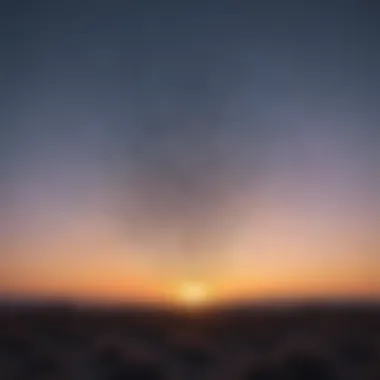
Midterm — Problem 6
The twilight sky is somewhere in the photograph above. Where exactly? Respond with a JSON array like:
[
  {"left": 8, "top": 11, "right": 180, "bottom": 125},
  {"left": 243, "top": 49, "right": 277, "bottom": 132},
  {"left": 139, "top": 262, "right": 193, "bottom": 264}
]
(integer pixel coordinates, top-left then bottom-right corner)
[{"left": 0, "top": 0, "right": 379, "bottom": 304}]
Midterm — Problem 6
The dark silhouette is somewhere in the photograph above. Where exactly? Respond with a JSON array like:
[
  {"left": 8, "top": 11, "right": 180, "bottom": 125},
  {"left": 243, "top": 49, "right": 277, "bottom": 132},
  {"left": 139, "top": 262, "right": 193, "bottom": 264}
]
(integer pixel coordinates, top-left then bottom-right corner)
[{"left": 0, "top": 302, "right": 379, "bottom": 379}]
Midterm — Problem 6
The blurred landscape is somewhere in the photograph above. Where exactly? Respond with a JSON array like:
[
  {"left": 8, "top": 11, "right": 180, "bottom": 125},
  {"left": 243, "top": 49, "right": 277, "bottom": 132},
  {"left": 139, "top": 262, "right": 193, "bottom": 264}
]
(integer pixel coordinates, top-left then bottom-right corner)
[
  {"left": 1, "top": 1, "right": 380, "bottom": 379},
  {"left": 1, "top": 301, "right": 379, "bottom": 380}
]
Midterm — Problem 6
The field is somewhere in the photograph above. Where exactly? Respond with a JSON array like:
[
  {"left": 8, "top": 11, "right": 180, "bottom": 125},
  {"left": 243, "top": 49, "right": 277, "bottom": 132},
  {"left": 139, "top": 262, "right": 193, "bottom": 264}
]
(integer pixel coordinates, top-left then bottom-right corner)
[{"left": 0, "top": 303, "right": 379, "bottom": 379}]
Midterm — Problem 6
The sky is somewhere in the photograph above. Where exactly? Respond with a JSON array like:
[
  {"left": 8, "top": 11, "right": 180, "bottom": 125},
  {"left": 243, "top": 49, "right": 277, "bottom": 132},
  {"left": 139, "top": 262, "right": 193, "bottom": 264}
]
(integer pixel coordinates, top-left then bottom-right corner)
[{"left": 0, "top": 0, "right": 379, "bottom": 305}]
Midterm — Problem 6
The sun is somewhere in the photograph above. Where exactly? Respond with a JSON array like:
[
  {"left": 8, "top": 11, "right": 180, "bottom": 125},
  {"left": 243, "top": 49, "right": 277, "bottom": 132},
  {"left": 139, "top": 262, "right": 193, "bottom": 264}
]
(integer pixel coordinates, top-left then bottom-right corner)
[{"left": 178, "top": 281, "right": 208, "bottom": 307}]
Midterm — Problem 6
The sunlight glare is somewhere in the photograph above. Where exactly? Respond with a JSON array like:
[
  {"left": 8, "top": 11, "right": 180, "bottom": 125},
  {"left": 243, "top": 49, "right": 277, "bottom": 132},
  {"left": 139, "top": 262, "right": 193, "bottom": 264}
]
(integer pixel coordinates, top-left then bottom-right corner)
[{"left": 178, "top": 281, "right": 208, "bottom": 307}]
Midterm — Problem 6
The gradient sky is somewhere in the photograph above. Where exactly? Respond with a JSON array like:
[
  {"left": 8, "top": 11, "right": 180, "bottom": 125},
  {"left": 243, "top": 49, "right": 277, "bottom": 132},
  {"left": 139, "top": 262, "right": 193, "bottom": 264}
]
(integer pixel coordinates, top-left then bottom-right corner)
[{"left": 1, "top": 0, "right": 379, "bottom": 304}]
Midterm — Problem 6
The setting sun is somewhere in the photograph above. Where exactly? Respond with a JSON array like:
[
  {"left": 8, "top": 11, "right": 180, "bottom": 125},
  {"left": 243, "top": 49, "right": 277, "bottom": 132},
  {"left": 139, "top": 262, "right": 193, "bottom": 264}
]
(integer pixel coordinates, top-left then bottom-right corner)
[{"left": 178, "top": 282, "right": 208, "bottom": 307}]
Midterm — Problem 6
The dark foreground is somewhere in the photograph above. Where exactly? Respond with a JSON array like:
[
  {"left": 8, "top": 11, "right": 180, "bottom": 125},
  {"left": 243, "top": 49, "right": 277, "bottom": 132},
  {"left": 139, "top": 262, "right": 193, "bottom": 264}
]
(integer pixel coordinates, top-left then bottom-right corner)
[{"left": 0, "top": 302, "right": 379, "bottom": 379}]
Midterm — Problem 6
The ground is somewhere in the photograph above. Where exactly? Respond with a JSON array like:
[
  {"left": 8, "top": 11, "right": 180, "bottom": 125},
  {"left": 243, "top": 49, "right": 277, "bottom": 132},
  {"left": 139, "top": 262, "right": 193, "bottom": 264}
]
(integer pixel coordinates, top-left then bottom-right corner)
[{"left": 0, "top": 302, "right": 379, "bottom": 379}]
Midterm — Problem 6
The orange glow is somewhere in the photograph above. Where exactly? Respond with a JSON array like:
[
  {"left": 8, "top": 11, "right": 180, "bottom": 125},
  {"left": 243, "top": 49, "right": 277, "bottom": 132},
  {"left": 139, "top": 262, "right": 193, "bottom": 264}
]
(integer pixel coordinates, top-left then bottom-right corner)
[
  {"left": 1, "top": 211, "right": 379, "bottom": 305},
  {"left": 177, "top": 281, "right": 209, "bottom": 307}
]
